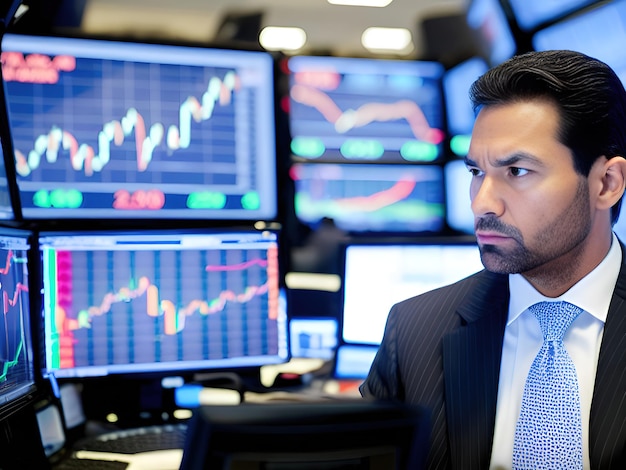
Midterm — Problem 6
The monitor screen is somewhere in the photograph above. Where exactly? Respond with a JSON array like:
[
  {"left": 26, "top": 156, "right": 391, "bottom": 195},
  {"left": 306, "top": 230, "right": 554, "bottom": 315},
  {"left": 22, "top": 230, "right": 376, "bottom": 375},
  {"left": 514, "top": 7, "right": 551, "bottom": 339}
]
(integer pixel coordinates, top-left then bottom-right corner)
[
  {"left": 466, "top": 0, "right": 517, "bottom": 66},
  {"left": 445, "top": 159, "right": 474, "bottom": 234},
  {"left": 507, "top": 0, "right": 599, "bottom": 31},
  {"left": 0, "top": 227, "right": 36, "bottom": 417},
  {"left": 442, "top": 57, "right": 488, "bottom": 158},
  {"left": 341, "top": 241, "right": 483, "bottom": 346},
  {"left": 287, "top": 55, "right": 445, "bottom": 164},
  {"left": 288, "top": 317, "right": 338, "bottom": 360},
  {"left": 290, "top": 162, "right": 445, "bottom": 234},
  {"left": 181, "top": 401, "right": 431, "bottom": 470},
  {"left": 0, "top": 137, "right": 15, "bottom": 220},
  {"left": 532, "top": 0, "right": 626, "bottom": 87},
  {"left": 0, "top": 33, "right": 278, "bottom": 221},
  {"left": 37, "top": 228, "right": 288, "bottom": 379}
]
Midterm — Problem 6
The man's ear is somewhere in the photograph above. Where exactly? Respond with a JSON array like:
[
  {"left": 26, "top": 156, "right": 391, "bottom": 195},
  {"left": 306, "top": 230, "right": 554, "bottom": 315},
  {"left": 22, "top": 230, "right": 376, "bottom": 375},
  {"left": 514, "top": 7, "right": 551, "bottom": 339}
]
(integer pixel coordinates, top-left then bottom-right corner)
[{"left": 595, "top": 156, "right": 626, "bottom": 211}]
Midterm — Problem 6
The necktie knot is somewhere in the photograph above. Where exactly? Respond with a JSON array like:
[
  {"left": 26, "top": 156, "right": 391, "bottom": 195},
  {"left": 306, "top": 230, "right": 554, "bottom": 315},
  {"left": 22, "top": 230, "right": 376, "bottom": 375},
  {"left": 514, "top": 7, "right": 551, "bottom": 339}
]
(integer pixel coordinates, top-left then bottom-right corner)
[{"left": 528, "top": 301, "right": 582, "bottom": 342}]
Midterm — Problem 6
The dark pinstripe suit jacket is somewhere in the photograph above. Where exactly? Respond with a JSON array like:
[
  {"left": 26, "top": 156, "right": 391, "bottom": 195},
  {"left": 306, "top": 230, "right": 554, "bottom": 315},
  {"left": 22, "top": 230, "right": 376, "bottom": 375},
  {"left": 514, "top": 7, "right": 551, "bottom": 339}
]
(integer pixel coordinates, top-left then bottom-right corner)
[{"left": 361, "top": 261, "right": 626, "bottom": 470}]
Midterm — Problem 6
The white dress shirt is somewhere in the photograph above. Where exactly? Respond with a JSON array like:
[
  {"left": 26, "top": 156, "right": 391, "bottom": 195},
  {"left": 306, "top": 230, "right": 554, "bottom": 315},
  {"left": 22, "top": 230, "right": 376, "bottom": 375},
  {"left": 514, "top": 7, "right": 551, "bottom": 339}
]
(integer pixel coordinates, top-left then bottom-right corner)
[{"left": 489, "top": 233, "right": 622, "bottom": 470}]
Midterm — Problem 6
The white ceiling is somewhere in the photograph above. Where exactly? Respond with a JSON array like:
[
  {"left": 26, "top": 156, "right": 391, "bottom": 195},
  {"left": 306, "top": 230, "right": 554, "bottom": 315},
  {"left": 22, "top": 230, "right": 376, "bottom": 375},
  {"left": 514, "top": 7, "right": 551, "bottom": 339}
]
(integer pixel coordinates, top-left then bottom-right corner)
[{"left": 74, "top": 0, "right": 466, "bottom": 58}]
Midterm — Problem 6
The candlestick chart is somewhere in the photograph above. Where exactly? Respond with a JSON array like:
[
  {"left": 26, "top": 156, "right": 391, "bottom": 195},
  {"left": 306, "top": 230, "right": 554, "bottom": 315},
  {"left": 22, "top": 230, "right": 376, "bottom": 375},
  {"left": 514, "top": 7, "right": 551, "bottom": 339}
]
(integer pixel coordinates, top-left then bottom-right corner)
[
  {"left": 0, "top": 35, "right": 277, "bottom": 220},
  {"left": 41, "top": 233, "right": 282, "bottom": 376}
]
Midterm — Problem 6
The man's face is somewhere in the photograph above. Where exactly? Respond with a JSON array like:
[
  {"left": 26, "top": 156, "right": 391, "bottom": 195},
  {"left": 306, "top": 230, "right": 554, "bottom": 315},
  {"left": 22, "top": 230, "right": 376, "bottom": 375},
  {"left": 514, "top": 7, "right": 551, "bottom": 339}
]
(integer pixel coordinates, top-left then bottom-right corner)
[{"left": 465, "top": 99, "right": 593, "bottom": 275}]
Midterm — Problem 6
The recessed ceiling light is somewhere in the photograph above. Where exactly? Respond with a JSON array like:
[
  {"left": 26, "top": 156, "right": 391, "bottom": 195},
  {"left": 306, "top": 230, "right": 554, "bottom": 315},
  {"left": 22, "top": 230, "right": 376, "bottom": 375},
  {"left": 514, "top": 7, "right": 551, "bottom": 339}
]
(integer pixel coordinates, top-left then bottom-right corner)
[
  {"left": 361, "top": 27, "right": 413, "bottom": 53},
  {"left": 259, "top": 26, "right": 307, "bottom": 52},
  {"left": 328, "top": 0, "right": 393, "bottom": 6}
]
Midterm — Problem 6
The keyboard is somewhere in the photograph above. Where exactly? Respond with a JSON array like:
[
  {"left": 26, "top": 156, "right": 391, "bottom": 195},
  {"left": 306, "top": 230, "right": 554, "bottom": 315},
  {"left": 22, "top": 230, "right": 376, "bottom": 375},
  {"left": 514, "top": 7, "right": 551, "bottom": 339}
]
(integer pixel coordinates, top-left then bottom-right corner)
[{"left": 54, "top": 424, "right": 187, "bottom": 470}]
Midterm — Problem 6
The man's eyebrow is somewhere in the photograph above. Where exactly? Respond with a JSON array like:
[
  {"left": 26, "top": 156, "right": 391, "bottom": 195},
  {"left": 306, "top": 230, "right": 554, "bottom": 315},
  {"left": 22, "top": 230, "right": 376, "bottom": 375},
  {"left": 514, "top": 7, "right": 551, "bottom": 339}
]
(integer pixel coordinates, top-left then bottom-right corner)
[{"left": 464, "top": 152, "right": 543, "bottom": 168}]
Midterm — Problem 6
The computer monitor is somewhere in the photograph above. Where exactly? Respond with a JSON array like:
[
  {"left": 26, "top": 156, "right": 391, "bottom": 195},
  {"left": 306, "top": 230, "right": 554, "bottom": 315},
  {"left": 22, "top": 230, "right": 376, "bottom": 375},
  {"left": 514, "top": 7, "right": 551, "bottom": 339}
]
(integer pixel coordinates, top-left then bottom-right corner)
[
  {"left": 286, "top": 55, "right": 445, "bottom": 164},
  {"left": 445, "top": 159, "right": 473, "bottom": 234},
  {"left": 0, "top": 136, "right": 15, "bottom": 220},
  {"left": 466, "top": 0, "right": 517, "bottom": 66},
  {"left": 336, "top": 240, "right": 483, "bottom": 378},
  {"left": 290, "top": 162, "right": 445, "bottom": 234},
  {"left": 0, "top": 226, "right": 36, "bottom": 418},
  {"left": 0, "top": 33, "right": 278, "bottom": 221},
  {"left": 289, "top": 317, "right": 338, "bottom": 360},
  {"left": 506, "top": 0, "right": 599, "bottom": 31},
  {"left": 532, "top": 0, "right": 626, "bottom": 87},
  {"left": 442, "top": 57, "right": 488, "bottom": 158},
  {"left": 36, "top": 228, "right": 288, "bottom": 379},
  {"left": 180, "top": 401, "right": 431, "bottom": 470}
]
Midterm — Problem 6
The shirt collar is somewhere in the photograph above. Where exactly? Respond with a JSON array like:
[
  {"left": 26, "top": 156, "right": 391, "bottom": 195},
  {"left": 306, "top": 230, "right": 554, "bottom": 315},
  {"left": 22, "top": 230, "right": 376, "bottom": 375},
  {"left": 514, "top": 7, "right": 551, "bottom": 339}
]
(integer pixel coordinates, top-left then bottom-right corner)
[{"left": 508, "top": 233, "right": 622, "bottom": 325}]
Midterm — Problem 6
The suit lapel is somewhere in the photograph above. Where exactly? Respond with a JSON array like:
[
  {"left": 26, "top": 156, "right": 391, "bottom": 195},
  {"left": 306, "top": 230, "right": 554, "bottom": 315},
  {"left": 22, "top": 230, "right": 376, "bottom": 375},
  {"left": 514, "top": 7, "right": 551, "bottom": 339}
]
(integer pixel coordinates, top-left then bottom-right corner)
[
  {"left": 443, "top": 271, "right": 509, "bottom": 470},
  {"left": 589, "top": 248, "right": 626, "bottom": 469}
]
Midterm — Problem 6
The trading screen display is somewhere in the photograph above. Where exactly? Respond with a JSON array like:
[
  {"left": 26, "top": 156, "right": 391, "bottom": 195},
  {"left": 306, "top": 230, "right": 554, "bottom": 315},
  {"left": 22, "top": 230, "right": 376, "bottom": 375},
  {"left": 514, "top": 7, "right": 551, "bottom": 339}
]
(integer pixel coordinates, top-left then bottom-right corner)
[
  {"left": 291, "top": 162, "right": 445, "bottom": 233},
  {"left": 341, "top": 242, "right": 483, "bottom": 345},
  {"left": 466, "top": 0, "right": 517, "bottom": 66},
  {"left": 0, "top": 228, "right": 35, "bottom": 413},
  {"left": 532, "top": 0, "right": 626, "bottom": 87},
  {"left": 0, "top": 139, "right": 14, "bottom": 220},
  {"left": 0, "top": 34, "right": 278, "bottom": 220},
  {"left": 443, "top": 57, "right": 489, "bottom": 158},
  {"left": 38, "top": 229, "right": 288, "bottom": 378},
  {"left": 507, "top": 0, "right": 599, "bottom": 31},
  {"left": 287, "top": 55, "right": 445, "bottom": 164}
]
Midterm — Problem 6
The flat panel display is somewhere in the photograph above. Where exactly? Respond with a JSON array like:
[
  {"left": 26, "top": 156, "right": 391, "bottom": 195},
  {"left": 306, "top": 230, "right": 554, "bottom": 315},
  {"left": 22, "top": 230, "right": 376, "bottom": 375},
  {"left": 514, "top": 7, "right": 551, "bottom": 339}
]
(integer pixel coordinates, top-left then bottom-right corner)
[
  {"left": 443, "top": 57, "right": 488, "bottom": 158},
  {"left": 341, "top": 241, "right": 483, "bottom": 345},
  {"left": 0, "top": 227, "right": 36, "bottom": 417},
  {"left": 0, "top": 138, "right": 14, "bottom": 219},
  {"left": 532, "top": 0, "right": 626, "bottom": 87},
  {"left": 287, "top": 55, "right": 445, "bottom": 164},
  {"left": 290, "top": 162, "right": 445, "bottom": 234},
  {"left": 445, "top": 159, "right": 474, "bottom": 234},
  {"left": 37, "top": 228, "right": 288, "bottom": 378},
  {"left": 1, "top": 33, "right": 278, "bottom": 220},
  {"left": 507, "top": 0, "right": 599, "bottom": 31},
  {"left": 466, "top": 0, "right": 517, "bottom": 66}
]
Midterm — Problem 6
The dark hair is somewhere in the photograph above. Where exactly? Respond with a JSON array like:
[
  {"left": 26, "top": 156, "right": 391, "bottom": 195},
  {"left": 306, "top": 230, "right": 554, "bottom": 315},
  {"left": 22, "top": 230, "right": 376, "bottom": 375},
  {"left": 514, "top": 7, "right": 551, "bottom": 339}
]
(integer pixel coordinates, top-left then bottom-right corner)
[{"left": 470, "top": 50, "right": 626, "bottom": 223}]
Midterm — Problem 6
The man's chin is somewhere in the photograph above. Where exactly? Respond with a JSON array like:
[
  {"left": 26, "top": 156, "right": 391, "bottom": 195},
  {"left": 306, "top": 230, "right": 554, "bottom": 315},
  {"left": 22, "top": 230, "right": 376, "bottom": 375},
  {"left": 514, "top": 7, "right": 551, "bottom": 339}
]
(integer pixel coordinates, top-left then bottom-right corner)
[{"left": 479, "top": 251, "right": 521, "bottom": 275}]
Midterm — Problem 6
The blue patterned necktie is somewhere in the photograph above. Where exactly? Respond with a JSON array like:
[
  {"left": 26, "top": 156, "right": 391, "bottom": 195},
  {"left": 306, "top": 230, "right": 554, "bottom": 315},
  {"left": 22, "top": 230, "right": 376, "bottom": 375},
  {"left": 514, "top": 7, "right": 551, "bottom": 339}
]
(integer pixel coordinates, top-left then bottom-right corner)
[{"left": 512, "top": 301, "right": 584, "bottom": 470}]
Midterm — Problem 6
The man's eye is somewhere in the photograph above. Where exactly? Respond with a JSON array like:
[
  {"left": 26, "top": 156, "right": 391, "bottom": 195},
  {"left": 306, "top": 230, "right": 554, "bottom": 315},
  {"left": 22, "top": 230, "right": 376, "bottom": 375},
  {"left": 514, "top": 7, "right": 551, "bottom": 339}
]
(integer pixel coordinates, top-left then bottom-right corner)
[
  {"left": 467, "top": 167, "right": 482, "bottom": 177},
  {"left": 510, "top": 167, "right": 529, "bottom": 177}
]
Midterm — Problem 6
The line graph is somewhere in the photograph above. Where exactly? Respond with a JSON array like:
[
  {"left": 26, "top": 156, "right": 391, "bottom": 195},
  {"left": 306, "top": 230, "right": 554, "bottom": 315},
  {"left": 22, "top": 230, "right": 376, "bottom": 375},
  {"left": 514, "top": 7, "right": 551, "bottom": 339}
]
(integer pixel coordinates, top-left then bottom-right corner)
[
  {"left": 291, "top": 84, "right": 444, "bottom": 145},
  {"left": 292, "top": 163, "right": 445, "bottom": 232},
  {"left": 287, "top": 56, "right": 445, "bottom": 163},
  {"left": 47, "top": 243, "right": 280, "bottom": 370},
  {"left": 0, "top": 243, "right": 31, "bottom": 386}
]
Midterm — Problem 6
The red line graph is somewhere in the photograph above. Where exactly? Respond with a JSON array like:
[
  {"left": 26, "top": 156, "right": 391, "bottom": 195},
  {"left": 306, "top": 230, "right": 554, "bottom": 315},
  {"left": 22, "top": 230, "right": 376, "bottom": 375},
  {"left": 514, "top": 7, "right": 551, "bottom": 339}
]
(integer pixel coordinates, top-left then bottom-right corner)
[
  {"left": 0, "top": 250, "right": 29, "bottom": 314},
  {"left": 3, "top": 283, "right": 29, "bottom": 314},
  {"left": 205, "top": 259, "right": 268, "bottom": 272},
  {"left": 290, "top": 83, "right": 444, "bottom": 144},
  {"left": 334, "top": 178, "right": 417, "bottom": 211}
]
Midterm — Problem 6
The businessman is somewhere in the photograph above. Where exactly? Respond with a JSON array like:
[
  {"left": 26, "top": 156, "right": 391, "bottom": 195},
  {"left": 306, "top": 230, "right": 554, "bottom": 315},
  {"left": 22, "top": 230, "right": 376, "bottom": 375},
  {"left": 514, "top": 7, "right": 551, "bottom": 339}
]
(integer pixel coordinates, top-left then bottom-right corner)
[{"left": 360, "top": 50, "right": 626, "bottom": 470}]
